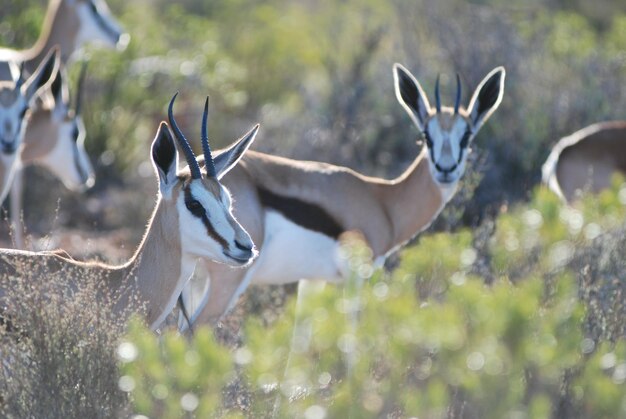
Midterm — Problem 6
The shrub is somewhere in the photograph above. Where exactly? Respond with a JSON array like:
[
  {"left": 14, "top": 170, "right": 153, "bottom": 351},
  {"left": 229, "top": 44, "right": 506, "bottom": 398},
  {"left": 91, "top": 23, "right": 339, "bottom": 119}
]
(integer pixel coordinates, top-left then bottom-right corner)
[{"left": 0, "top": 259, "right": 130, "bottom": 418}]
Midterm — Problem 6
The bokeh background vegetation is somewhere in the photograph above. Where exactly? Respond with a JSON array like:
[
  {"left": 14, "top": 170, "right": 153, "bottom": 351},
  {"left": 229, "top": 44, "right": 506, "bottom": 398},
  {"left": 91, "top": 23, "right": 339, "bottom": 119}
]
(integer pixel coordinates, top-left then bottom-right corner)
[{"left": 1, "top": 0, "right": 626, "bottom": 417}]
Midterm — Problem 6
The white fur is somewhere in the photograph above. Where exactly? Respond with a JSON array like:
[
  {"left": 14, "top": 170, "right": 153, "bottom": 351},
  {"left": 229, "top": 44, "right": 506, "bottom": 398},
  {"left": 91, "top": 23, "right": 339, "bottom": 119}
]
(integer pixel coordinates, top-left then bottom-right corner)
[
  {"left": 0, "top": 152, "right": 20, "bottom": 202},
  {"left": 177, "top": 270, "right": 211, "bottom": 331},
  {"left": 179, "top": 181, "right": 254, "bottom": 265},
  {"left": 180, "top": 210, "right": 342, "bottom": 328},
  {"left": 426, "top": 116, "right": 470, "bottom": 185},
  {"left": 252, "top": 211, "right": 343, "bottom": 285},
  {"left": 75, "top": 0, "right": 122, "bottom": 49},
  {"left": 36, "top": 118, "right": 94, "bottom": 190}
]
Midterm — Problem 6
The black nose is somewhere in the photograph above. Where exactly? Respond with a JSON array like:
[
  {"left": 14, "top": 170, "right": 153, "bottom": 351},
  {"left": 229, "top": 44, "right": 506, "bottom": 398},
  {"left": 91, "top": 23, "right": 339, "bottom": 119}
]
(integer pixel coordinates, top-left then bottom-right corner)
[
  {"left": 435, "top": 162, "right": 458, "bottom": 175},
  {"left": 234, "top": 240, "right": 252, "bottom": 252}
]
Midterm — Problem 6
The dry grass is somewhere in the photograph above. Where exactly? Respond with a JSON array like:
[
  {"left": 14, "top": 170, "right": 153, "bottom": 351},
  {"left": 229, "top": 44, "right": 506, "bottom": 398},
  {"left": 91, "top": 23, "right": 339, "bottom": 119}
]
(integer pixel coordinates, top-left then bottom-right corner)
[{"left": 0, "top": 258, "right": 131, "bottom": 418}]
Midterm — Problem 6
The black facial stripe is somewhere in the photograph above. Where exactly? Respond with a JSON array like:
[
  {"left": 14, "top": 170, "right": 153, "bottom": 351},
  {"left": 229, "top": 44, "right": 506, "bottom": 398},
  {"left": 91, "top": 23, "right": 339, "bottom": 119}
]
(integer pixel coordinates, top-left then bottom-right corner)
[
  {"left": 183, "top": 185, "right": 229, "bottom": 249},
  {"left": 71, "top": 124, "right": 80, "bottom": 143},
  {"left": 425, "top": 127, "right": 472, "bottom": 170},
  {"left": 72, "top": 142, "right": 89, "bottom": 183},
  {"left": 257, "top": 186, "right": 344, "bottom": 239},
  {"left": 89, "top": 1, "right": 119, "bottom": 40}
]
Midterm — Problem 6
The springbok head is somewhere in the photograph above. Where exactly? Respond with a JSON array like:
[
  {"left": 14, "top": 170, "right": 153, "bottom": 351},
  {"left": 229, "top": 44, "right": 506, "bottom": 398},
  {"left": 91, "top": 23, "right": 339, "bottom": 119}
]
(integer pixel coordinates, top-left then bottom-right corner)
[
  {"left": 62, "top": 0, "right": 129, "bottom": 50},
  {"left": 151, "top": 93, "right": 259, "bottom": 266},
  {"left": 23, "top": 63, "right": 94, "bottom": 190},
  {"left": 0, "top": 48, "right": 60, "bottom": 157},
  {"left": 394, "top": 64, "right": 505, "bottom": 188}
]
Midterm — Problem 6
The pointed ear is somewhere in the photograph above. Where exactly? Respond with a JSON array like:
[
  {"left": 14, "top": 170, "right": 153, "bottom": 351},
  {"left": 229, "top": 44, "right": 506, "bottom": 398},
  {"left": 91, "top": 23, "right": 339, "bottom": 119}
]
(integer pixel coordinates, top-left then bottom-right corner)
[
  {"left": 467, "top": 66, "right": 505, "bottom": 132},
  {"left": 151, "top": 121, "right": 178, "bottom": 191},
  {"left": 393, "top": 63, "right": 431, "bottom": 131},
  {"left": 22, "top": 46, "right": 60, "bottom": 102},
  {"left": 214, "top": 124, "right": 259, "bottom": 180}
]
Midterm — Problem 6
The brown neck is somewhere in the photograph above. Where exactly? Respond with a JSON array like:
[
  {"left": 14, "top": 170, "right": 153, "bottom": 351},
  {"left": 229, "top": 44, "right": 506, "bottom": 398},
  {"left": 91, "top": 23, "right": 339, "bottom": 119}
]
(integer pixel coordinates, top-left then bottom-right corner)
[
  {"left": 113, "top": 198, "right": 189, "bottom": 328},
  {"left": 25, "top": 0, "right": 76, "bottom": 70},
  {"left": 376, "top": 148, "right": 444, "bottom": 254}
]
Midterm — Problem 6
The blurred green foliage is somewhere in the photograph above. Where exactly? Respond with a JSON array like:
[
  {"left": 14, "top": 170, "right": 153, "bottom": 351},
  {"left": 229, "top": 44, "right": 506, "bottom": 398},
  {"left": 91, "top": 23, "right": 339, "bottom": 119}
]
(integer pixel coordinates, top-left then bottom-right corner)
[
  {"left": 121, "top": 183, "right": 626, "bottom": 418},
  {"left": 3, "top": 0, "right": 625, "bottom": 218},
  {"left": 119, "top": 319, "right": 234, "bottom": 418},
  {"left": 1, "top": 0, "right": 626, "bottom": 417}
]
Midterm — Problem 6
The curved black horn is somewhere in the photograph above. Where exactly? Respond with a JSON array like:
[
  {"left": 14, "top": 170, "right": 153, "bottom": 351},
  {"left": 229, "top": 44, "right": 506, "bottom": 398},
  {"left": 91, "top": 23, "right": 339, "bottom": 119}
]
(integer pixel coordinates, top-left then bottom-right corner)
[
  {"left": 168, "top": 92, "right": 202, "bottom": 179},
  {"left": 454, "top": 73, "right": 462, "bottom": 114},
  {"left": 74, "top": 62, "right": 88, "bottom": 115},
  {"left": 434, "top": 73, "right": 442, "bottom": 113},
  {"left": 201, "top": 96, "right": 217, "bottom": 178}
]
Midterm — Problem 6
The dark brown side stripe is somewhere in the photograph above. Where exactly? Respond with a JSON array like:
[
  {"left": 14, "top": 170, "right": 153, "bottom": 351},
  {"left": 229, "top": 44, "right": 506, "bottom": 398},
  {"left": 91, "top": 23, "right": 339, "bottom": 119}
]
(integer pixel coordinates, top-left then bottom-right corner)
[
  {"left": 183, "top": 185, "right": 229, "bottom": 249},
  {"left": 257, "top": 186, "right": 344, "bottom": 239}
]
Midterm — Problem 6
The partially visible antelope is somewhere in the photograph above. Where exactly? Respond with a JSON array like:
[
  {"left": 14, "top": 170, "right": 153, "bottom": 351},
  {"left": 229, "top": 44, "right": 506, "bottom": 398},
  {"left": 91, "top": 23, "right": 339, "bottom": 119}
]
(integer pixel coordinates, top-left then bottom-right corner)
[
  {"left": 1, "top": 0, "right": 127, "bottom": 247},
  {"left": 19, "top": 64, "right": 94, "bottom": 191},
  {"left": 9, "top": 65, "right": 94, "bottom": 245},
  {"left": 0, "top": 0, "right": 127, "bottom": 80},
  {"left": 180, "top": 64, "right": 506, "bottom": 328},
  {"left": 542, "top": 121, "right": 626, "bottom": 202},
  {"left": 0, "top": 48, "right": 60, "bottom": 204},
  {"left": 0, "top": 94, "right": 259, "bottom": 330}
]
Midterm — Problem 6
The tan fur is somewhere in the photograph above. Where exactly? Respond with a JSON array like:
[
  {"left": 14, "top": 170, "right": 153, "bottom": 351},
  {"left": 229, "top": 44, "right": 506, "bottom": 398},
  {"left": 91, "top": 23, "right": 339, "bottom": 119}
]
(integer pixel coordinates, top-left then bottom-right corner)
[
  {"left": 1, "top": 0, "right": 125, "bottom": 248},
  {"left": 542, "top": 121, "right": 626, "bottom": 202},
  {"left": 1, "top": 0, "right": 84, "bottom": 78},
  {"left": 0, "top": 187, "right": 183, "bottom": 327},
  {"left": 194, "top": 147, "right": 444, "bottom": 322},
  {"left": 19, "top": 109, "right": 58, "bottom": 161}
]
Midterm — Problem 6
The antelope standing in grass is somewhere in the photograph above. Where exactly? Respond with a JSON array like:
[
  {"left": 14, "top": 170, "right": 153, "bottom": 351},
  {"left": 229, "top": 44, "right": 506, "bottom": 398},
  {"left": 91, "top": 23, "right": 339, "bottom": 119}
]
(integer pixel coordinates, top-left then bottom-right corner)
[
  {"left": 0, "top": 95, "right": 259, "bottom": 330},
  {"left": 542, "top": 121, "right": 626, "bottom": 202},
  {"left": 180, "top": 64, "right": 506, "bottom": 327},
  {"left": 0, "top": 49, "right": 60, "bottom": 203}
]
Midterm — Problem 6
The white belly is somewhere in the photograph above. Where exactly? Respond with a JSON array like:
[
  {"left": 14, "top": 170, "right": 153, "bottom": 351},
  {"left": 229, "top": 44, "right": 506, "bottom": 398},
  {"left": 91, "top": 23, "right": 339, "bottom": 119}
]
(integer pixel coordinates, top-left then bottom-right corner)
[{"left": 251, "top": 210, "right": 343, "bottom": 285}]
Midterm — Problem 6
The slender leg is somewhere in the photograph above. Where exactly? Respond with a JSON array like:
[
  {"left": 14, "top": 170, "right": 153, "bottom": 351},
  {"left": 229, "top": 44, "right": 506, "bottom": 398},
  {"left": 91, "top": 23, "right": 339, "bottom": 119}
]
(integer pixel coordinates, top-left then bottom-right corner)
[
  {"left": 178, "top": 268, "right": 212, "bottom": 332},
  {"left": 272, "top": 279, "right": 327, "bottom": 417},
  {"left": 9, "top": 169, "right": 24, "bottom": 249},
  {"left": 193, "top": 263, "right": 253, "bottom": 325}
]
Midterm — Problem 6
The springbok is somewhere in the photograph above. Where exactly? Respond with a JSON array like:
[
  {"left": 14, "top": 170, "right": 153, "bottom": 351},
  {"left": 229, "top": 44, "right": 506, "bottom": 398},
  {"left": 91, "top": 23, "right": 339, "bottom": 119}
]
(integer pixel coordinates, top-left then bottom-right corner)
[
  {"left": 542, "top": 121, "right": 626, "bottom": 202},
  {"left": 180, "top": 63, "right": 506, "bottom": 327},
  {"left": 9, "top": 65, "right": 94, "bottom": 245},
  {"left": 0, "top": 0, "right": 127, "bottom": 80},
  {"left": 0, "top": 94, "right": 259, "bottom": 330},
  {"left": 19, "top": 64, "right": 94, "bottom": 192},
  {"left": 1, "top": 0, "right": 127, "bottom": 247},
  {"left": 0, "top": 48, "right": 60, "bottom": 203}
]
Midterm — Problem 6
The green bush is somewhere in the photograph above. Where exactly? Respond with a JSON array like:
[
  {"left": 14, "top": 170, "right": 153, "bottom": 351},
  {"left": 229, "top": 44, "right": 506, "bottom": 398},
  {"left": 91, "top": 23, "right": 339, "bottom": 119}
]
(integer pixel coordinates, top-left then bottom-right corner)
[{"left": 119, "top": 186, "right": 626, "bottom": 417}]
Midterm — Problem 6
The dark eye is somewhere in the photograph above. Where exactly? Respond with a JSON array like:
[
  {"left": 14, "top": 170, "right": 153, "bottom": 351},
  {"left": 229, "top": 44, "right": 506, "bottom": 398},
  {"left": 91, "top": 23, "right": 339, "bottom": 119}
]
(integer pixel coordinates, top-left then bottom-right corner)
[{"left": 185, "top": 199, "right": 204, "bottom": 216}]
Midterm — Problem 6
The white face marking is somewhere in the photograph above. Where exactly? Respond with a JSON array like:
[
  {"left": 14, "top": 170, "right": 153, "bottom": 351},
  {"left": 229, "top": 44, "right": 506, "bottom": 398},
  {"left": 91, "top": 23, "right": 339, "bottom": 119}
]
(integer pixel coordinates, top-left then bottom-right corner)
[
  {"left": 178, "top": 180, "right": 255, "bottom": 267},
  {"left": 36, "top": 116, "right": 94, "bottom": 190},
  {"left": 425, "top": 115, "right": 472, "bottom": 186},
  {"left": 75, "top": 0, "right": 123, "bottom": 49}
]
